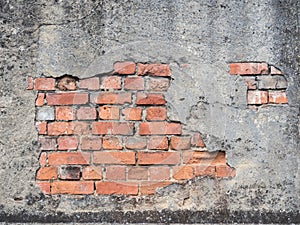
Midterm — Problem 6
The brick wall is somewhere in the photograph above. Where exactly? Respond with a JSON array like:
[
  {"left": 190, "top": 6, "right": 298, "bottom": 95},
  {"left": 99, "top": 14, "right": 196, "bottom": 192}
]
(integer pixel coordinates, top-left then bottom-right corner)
[{"left": 28, "top": 62, "right": 235, "bottom": 196}]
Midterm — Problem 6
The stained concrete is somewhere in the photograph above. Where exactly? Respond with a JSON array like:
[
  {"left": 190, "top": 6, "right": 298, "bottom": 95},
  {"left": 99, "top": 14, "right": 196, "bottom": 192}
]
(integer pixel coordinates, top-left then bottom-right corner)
[{"left": 0, "top": 0, "right": 299, "bottom": 223}]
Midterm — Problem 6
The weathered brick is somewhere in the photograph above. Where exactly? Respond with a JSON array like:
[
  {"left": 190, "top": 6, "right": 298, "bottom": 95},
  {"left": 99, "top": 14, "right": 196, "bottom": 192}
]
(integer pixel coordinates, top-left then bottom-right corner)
[
  {"left": 35, "top": 78, "right": 56, "bottom": 90},
  {"left": 101, "top": 76, "right": 122, "bottom": 90},
  {"left": 55, "top": 106, "right": 76, "bottom": 121},
  {"left": 146, "top": 107, "right": 167, "bottom": 121},
  {"left": 139, "top": 122, "right": 182, "bottom": 135},
  {"left": 71, "top": 122, "right": 90, "bottom": 135},
  {"left": 59, "top": 166, "right": 81, "bottom": 180},
  {"left": 93, "top": 152, "right": 135, "bottom": 165},
  {"left": 148, "top": 77, "right": 170, "bottom": 91},
  {"left": 36, "top": 107, "right": 55, "bottom": 121},
  {"left": 125, "top": 137, "right": 147, "bottom": 150},
  {"left": 103, "top": 136, "right": 123, "bottom": 150},
  {"left": 194, "top": 165, "right": 216, "bottom": 177},
  {"left": 48, "top": 152, "right": 90, "bottom": 165},
  {"left": 39, "top": 137, "right": 57, "bottom": 150},
  {"left": 183, "top": 151, "right": 226, "bottom": 166},
  {"left": 247, "top": 90, "right": 268, "bottom": 105},
  {"left": 149, "top": 167, "right": 170, "bottom": 180},
  {"left": 270, "top": 66, "right": 283, "bottom": 75},
  {"left": 36, "top": 166, "right": 58, "bottom": 180},
  {"left": 124, "top": 77, "right": 144, "bottom": 90},
  {"left": 57, "top": 136, "right": 78, "bottom": 150},
  {"left": 128, "top": 167, "right": 148, "bottom": 180},
  {"left": 138, "top": 152, "right": 180, "bottom": 165},
  {"left": 27, "top": 76, "right": 34, "bottom": 90},
  {"left": 82, "top": 166, "right": 102, "bottom": 180},
  {"left": 148, "top": 136, "right": 169, "bottom": 150},
  {"left": 92, "top": 92, "right": 132, "bottom": 105},
  {"left": 46, "top": 93, "right": 89, "bottom": 105},
  {"left": 99, "top": 106, "right": 120, "bottom": 120},
  {"left": 114, "top": 61, "right": 136, "bottom": 75},
  {"left": 92, "top": 122, "right": 134, "bottom": 135},
  {"left": 105, "top": 166, "right": 126, "bottom": 180},
  {"left": 36, "top": 121, "right": 47, "bottom": 135},
  {"left": 51, "top": 181, "right": 94, "bottom": 194},
  {"left": 81, "top": 136, "right": 102, "bottom": 150},
  {"left": 229, "top": 63, "right": 268, "bottom": 75},
  {"left": 96, "top": 181, "right": 138, "bottom": 195},
  {"left": 269, "top": 91, "right": 288, "bottom": 104},
  {"left": 138, "top": 63, "right": 171, "bottom": 77},
  {"left": 191, "top": 133, "right": 205, "bottom": 147},
  {"left": 173, "top": 166, "right": 194, "bottom": 180},
  {"left": 36, "top": 182, "right": 51, "bottom": 194},
  {"left": 79, "top": 77, "right": 100, "bottom": 90},
  {"left": 122, "top": 107, "right": 142, "bottom": 121},
  {"left": 77, "top": 107, "right": 97, "bottom": 120},
  {"left": 57, "top": 76, "right": 77, "bottom": 91},
  {"left": 244, "top": 77, "right": 257, "bottom": 90},
  {"left": 136, "top": 92, "right": 166, "bottom": 105},
  {"left": 36, "top": 93, "right": 45, "bottom": 106},
  {"left": 140, "top": 181, "right": 171, "bottom": 195},
  {"left": 170, "top": 136, "right": 191, "bottom": 150},
  {"left": 39, "top": 152, "right": 47, "bottom": 166},
  {"left": 48, "top": 122, "right": 73, "bottom": 135},
  {"left": 216, "top": 165, "right": 236, "bottom": 178},
  {"left": 257, "top": 75, "right": 287, "bottom": 90}
]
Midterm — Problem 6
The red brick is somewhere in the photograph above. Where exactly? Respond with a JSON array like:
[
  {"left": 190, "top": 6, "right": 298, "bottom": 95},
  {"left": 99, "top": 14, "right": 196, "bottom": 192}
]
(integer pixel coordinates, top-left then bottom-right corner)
[
  {"left": 138, "top": 63, "right": 171, "bottom": 77},
  {"left": 57, "top": 76, "right": 77, "bottom": 91},
  {"left": 36, "top": 166, "right": 58, "bottom": 180},
  {"left": 81, "top": 136, "right": 102, "bottom": 150},
  {"left": 146, "top": 107, "right": 167, "bottom": 121},
  {"left": 46, "top": 93, "right": 88, "bottom": 105},
  {"left": 229, "top": 63, "right": 268, "bottom": 75},
  {"left": 140, "top": 181, "right": 171, "bottom": 195},
  {"left": 136, "top": 92, "right": 166, "bottom": 105},
  {"left": 138, "top": 152, "right": 180, "bottom": 165},
  {"left": 103, "top": 136, "right": 123, "bottom": 150},
  {"left": 139, "top": 122, "right": 182, "bottom": 135},
  {"left": 47, "top": 122, "right": 73, "bottom": 135},
  {"left": 93, "top": 152, "right": 135, "bottom": 165},
  {"left": 96, "top": 181, "right": 138, "bottom": 195},
  {"left": 124, "top": 77, "right": 144, "bottom": 90},
  {"left": 269, "top": 91, "right": 288, "bottom": 104},
  {"left": 35, "top": 78, "right": 56, "bottom": 90},
  {"left": 128, "top": 167, "right": 148, "bottom": 180},
  {"left": 79, "top": 77, "right": 100, "bottom": 90},
  {"left": 36, "top": 121, "right": 47, "bottom": 135},
  {"left": 99, "top": 106, "right": 120, "bottom": 120},
  {"left": 148, "top": 77, "right": 170, "bottom": 91},
  {"left": 173, "top": 166, "right": 194, "bottom": 180},
  {"left": 101, "top": 76, "right": 122, "bottom": 90},
  {"left": 194, "top": 165, "right": 216, "bottom": 177},
  {"left": 39, "top": 137, "right": 56, "bottom": 150},
  {"left": 149, "top": 167, "right": 170, "bottom": 180},
  {"left": 122, "top": 107, "right": 142, "bottom": 121},
  {"left": 270, "top": 66, "right": 283, "bottom": 75},
  {"left": 51, "top": 181, "right": 94, "bottom": 194},
  {"left": 36, "top": 181, "right": 51, "bottom": 194},
  {"left": 125, "top": 137, "right": 147, "bottom": 150},
  {"left": 71, "top": 122, "right": 90, "bottom": 135},
  {"left": 247, "top": 90, "right": 268, "bottom": 105},
  {"left": 82, "top": 166, "right": 102, "bottom": 180},
  {"left": 55, "top": 106, "right": 75, "bottom": 120},
  {"left": 77, "top": 107, "right": 97, "bottom": 120},
  {"left": 114, "top": 61, "right": 136, "bottom": 75},
  {"left": 39, "top": 152, "right": 47, "bottom": 166},
  {"left": 36, "top": 93, "right": 45, "bottom": 106},
  {"left": 170, "top": 136, "right": 191, "bottom": 150},
  {"left": 183, "top": 151, "right": 226, "bottom": 166},
  {"left": 93, "top": 92, "right": 132, "bottom": 105},
  {"left": 27, "top": 76, "right": 34, "bottom": 90},
  {"left": 148, "top": 136, "right": 168, "bottom": 150},
  {"left": 59, "top": 166, "right": 81, "bottom": 180},
  {"left": 191, "top": 133, "right": 205, "bottom": 147},
  {"left": 216, "top": 165, "right": 236, "bottom": 178},
  {"left": 92, "top": 122, "right": 134, "bottom": 135},
  {"left": 57, "top": 136, "right": 78, "bottom": 150},
  {"left": 105, "top": 166, "right": 126, "bottom": 180},
  {"left": 244, "top": 77, "right": 257, "bottom": 90},
  {"left": 48, "top": 152, "right": 90, "bottom": 165}
]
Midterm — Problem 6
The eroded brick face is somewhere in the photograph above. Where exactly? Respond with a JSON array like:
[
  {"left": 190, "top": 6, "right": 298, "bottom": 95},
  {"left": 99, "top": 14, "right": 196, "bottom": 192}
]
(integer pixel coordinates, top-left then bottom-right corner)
[{"left": 30, "top": 62, "right": 235, "bottom": 196}]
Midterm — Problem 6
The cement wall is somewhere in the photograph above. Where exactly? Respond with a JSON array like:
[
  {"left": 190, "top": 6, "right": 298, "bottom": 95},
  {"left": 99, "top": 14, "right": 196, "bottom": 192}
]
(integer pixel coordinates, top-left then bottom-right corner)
[{"left": 0, "top": 0, "right": 299, "bottom": 223}]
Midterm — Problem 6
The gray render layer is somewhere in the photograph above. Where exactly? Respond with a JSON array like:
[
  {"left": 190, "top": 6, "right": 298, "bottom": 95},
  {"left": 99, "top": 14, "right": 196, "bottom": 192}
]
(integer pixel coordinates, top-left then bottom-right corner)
[{"left": 0, "top": 0, "right": 299, "bottom": 223}]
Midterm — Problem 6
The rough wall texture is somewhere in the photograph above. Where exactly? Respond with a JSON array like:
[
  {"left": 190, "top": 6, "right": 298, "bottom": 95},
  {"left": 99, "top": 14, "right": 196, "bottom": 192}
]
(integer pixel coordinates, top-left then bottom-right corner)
[{"left": 0, "top": 0, "right": 299, "bottom": 223}]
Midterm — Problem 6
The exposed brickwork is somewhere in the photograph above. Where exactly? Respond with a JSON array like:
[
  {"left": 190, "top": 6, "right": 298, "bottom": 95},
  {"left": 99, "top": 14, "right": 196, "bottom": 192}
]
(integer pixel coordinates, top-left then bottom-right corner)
[
  {"left": 31, "top": 62, "right": 235, "bottom": 196},
  {"left": 229, "top": 62, "right": 288, "bottom": 107}
]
